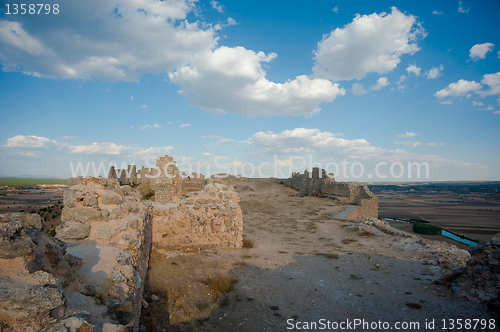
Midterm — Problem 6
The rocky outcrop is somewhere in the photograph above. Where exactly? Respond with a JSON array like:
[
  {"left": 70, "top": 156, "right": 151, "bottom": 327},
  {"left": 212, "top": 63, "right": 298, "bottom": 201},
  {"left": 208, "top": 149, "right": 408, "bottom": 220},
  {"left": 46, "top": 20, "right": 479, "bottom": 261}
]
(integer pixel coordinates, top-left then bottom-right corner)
[
  {"left": 0, "top": 213, "right": 82, "bottom": 329},
  {"left": 454, "top": 233, "right": 500, "bottom": 312},
  {"left": 348, "top": 218, "right": 471, "bottom": 271},
  {"left": 0, "top": 176, "right": 153, "bottom": 331}
]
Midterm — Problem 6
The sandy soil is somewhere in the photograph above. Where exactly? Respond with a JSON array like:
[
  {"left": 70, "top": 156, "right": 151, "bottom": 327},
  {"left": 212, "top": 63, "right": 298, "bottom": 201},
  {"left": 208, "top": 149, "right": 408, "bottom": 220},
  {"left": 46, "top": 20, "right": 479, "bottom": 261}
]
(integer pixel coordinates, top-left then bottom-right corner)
[{"left": 140, "top": 179, "right": 497, "bottom": 332}]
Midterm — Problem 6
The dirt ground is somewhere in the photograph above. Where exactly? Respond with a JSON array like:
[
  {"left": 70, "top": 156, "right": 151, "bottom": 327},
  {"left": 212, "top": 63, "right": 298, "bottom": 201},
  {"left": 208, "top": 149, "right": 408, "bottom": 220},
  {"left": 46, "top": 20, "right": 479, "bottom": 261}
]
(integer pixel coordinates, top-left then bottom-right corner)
[{"left": 140, "top": 179, "right": 497, "bottom": 332}]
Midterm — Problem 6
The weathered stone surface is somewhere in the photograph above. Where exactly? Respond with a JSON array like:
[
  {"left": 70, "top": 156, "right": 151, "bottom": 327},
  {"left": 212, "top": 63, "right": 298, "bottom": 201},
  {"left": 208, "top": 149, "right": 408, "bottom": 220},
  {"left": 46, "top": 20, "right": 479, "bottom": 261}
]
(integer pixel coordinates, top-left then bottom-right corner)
[
  {"left": 60, "top": 317, "right": 93, "bottom": 332},
  {"left": 455, "top": 233, "right": 500, "bottom": 306},
  {"left": 100, "top": 191, "right": 122, "bottom": 205},
  {"left": 153, "top": 182, "right": 243, "bottom": 247},
  {"left": 56, "top": 222, "right": 91, "bottom": 240},
  {"left": 109, "top": 208, "right": 122, "bottom": 220},
  {"left": 74, "top": 207, "right": 102, "bottom": 223},
  {"left": 83, "top": 195, "right": 98, "bottom": 207},
  {"left": 63, "top": 189, "right": 77, "bottom": 208},
  {"left": 0, "top": 271, "right": 65, "bottom": 321},
  {"left": 95, "top": 225, "right": 112, "bottom": 240},
  {"left": 103, "top": 322, "right": 126, "bottom": 332},
  {"left": 0, "top": 213, "right": 43, "bottom": 258}
]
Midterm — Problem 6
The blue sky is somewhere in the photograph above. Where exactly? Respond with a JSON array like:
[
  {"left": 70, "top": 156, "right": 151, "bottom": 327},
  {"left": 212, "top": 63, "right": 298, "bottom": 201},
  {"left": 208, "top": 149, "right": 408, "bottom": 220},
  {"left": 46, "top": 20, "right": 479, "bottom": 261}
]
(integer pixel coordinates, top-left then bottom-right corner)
[{"left": 0, "top": 0, "right": 499, "bottom": 181}]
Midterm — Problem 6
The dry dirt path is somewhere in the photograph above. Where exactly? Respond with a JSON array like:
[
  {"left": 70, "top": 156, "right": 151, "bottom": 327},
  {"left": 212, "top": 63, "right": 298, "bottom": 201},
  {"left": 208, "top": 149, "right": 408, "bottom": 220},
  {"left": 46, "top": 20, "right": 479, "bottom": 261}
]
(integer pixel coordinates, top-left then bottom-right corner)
[{"left": 141, "top": 179, "right": 496, "bottom": 332}]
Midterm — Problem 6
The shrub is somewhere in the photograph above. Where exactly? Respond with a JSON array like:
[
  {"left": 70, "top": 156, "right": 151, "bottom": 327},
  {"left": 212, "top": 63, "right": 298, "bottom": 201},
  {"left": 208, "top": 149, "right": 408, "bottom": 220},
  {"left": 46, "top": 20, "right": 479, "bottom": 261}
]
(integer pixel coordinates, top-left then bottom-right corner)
[
  {"left": 412, "top": 222, "right": 441, "bottom": 235},
  {"left": 207, "top": 275, "right": 236, "bottom": 294},
  {"left": 242, "top": 239, "right": 254, "bottom": 249},
  {"left": 46, "top": 228, "right": 56, "bottom": 237},
  {"left": 142, "top": 192, "right": 154, "bottom": 200},
  {"left": 316, "top": 253, "right": 339, "bottom": 259}
]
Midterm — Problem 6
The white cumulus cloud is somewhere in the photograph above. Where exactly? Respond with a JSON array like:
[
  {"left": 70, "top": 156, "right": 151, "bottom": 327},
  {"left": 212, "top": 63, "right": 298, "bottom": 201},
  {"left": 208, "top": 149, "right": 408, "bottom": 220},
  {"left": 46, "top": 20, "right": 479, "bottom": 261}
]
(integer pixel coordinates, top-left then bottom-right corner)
[
  {"left": 140, "top": 124, "right": 161, "bottom": 130},
  {"left": 478, "top": 72, "right": 500, "bottom": 97},
  {"left": 469, "top": 43, "right": 495, "bottom": 61},
  {"left": 352, "top": 83, "right": 366, "bottom": 95},
  {"left": 435, "top": 79, "right": 482, "bottom": 98},
  {"left": 2, "top": 134, "right": 174, "bottom": 160},
  {"left": 169, "top": 46, "right": 345, "bottom": 116},
  {"left": 370, "top": 77, "right": 389, "bottom": 90},
  {"left": 424, "top": 65, "right": 444, "bottom": 79},
  {"left": 398, "top": 132, "right": 418, "bottom": 138},
  {"left": 312, "top": 7, "right": 425, "bottom": 81},
  {"left": 458, "top": 1, "right": 470, "bottom": 13},
  {"left": 406, "top": 63, "right": 421, "bottom": 76},
  {"left": 210, "top": 1, "right": 223, "bottom": 13},
  {"left": 0, "top": 0, "right": 217, "bottom": 81},
  {"left": 180, "top": 124, "right": 191, "bottom": 128}
]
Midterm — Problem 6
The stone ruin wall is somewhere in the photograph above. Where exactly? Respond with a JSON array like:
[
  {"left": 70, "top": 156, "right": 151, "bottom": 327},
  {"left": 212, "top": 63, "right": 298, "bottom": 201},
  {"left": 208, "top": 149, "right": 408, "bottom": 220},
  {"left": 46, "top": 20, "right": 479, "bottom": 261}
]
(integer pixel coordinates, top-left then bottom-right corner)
[
  {"left": 182, "top": 172, "right": 206, "bottom": 192},
  {"left": 0, "top": 164, "right": 243, "bottom": 331},
  {"left": 0, "top": 176, "right": 152, "bottom": 331},
  {"left": 107, "top": 156, "right": 242, "bottom": 248},
  {"left": 286, "top": 167, "right": 378, "bottom": 219},
  {"left": 108, "top": 156, "right": 182, "bottom": 202},
  {"left": 152, "top": 181, "right": 243, "bottom": 248},
  {"left": 61, "top": 176, "right": 153, "bottom": 331}
]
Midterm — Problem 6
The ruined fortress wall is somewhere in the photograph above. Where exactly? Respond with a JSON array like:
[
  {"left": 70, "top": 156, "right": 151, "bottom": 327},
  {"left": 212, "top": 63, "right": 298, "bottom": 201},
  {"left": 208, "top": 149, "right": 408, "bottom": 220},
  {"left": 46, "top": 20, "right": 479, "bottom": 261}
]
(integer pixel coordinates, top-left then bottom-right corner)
[
  {"left": 57, "top": 176, "right": 153, "bottom": 330},
  {"left": 131, "top": 206, "right": 153, "bottom": 332},
  {"left": 152, "top": 182, "right": 243, "bottom": 247},
  {"left": 182, "top": 173, "right": 205, "bottom": 192},
  {"left": 286, "top": 168, "right": 378, "bottom": 219},
  {"left": 154, "top": 156, "right": 182, "bottom": 203}
]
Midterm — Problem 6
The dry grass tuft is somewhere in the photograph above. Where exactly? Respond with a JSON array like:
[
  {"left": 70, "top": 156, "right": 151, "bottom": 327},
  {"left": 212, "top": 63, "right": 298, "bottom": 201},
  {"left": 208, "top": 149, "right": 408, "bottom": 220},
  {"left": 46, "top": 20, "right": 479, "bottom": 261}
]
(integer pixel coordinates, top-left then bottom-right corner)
[
  {"left": 316, "top": 253, "right": 339, "bottom": 260},
  {"left": 242, "top": 239, "right": 254, "bottom": 248},
  {"left": 342, "top": 237, "right": 358, "bottom": 244},
  {"left": 234, "top": 261, "right": 247, "bottom": 266},
  {"left": 359, "top": 230, "right": 374, "bottom": 237},
  {"left": 206, "top": 275, "right": 237, "bottom": 294}
]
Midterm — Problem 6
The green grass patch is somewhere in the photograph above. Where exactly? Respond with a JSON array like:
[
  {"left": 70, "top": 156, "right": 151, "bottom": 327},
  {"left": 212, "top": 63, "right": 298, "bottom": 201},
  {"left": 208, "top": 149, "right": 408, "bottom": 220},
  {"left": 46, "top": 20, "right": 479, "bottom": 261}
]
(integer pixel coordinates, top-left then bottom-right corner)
[
  {"left": 412, "top": 222, "right": 442, "bottom": 235},
  {"left": 0, "top": 177, "right": 68, "bottom": 188}
]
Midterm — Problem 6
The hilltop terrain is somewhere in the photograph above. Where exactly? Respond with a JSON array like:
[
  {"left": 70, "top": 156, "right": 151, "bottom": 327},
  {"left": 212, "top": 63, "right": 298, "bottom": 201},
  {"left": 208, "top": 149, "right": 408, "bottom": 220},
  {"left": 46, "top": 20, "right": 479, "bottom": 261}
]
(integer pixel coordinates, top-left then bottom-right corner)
[{"left": 140, "top": 178, "right": 496, "bottom": 331}]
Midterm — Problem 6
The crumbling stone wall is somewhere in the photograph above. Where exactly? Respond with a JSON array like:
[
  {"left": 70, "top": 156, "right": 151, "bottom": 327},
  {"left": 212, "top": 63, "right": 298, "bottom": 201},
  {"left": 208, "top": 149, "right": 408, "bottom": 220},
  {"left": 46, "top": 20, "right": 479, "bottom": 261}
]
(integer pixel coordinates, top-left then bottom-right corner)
[
  {"left": 55, "top": 176, "right": 152, "bottom": 331},
  {"left": 108, "top": 155, "right": 182, "bottom": 203},
  {"left": 109, "top": 165, "right": 138, "bottom": 185},
  {"left": 285, "top": 168, "right": 378, "bottom": 219},
  {"left": 454, "top": 233, "right": 500, "bottom": 311},
  {"left": 152, "top": 181, "right": 243, "bottom": 247},
  {"left": 154, "top": 155, "right": 182, "bottom": 203},
  {"left": 182, "top": 172, "right": 205, "bottom": 192}
]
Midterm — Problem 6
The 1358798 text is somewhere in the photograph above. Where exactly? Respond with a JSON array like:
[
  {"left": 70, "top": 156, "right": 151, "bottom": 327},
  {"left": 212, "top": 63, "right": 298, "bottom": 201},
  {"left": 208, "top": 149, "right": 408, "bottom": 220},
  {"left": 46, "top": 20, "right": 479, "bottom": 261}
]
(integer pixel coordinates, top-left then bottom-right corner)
[{"left": 5, "top": 4, "right": 59, "bottom": 14}]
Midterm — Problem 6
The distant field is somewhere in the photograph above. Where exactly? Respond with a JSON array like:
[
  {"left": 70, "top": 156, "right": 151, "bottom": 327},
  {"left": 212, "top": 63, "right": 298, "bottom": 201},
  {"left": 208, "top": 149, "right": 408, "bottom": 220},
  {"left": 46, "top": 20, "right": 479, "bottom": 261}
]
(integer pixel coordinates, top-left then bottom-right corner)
[
  {"left": 0, "top": 177, "right": 68, "bottom": 188},
  {"left": 369, "top": 182, "right": 500, "bottom": 243}
]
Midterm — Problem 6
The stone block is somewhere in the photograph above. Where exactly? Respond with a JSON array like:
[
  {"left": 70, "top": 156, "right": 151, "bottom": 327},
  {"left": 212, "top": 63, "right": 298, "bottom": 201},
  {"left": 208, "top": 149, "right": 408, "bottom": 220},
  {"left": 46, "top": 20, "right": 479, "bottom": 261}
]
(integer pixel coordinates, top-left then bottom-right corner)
[
  {"left": 56, "top": 222, "right": 91, "bottom": 240},
  {"left": 64, "top": 189, "right": 77, "bottom": 208},
  {"left": 74, "top": 207, "right": 102, "bottom": 223}
]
